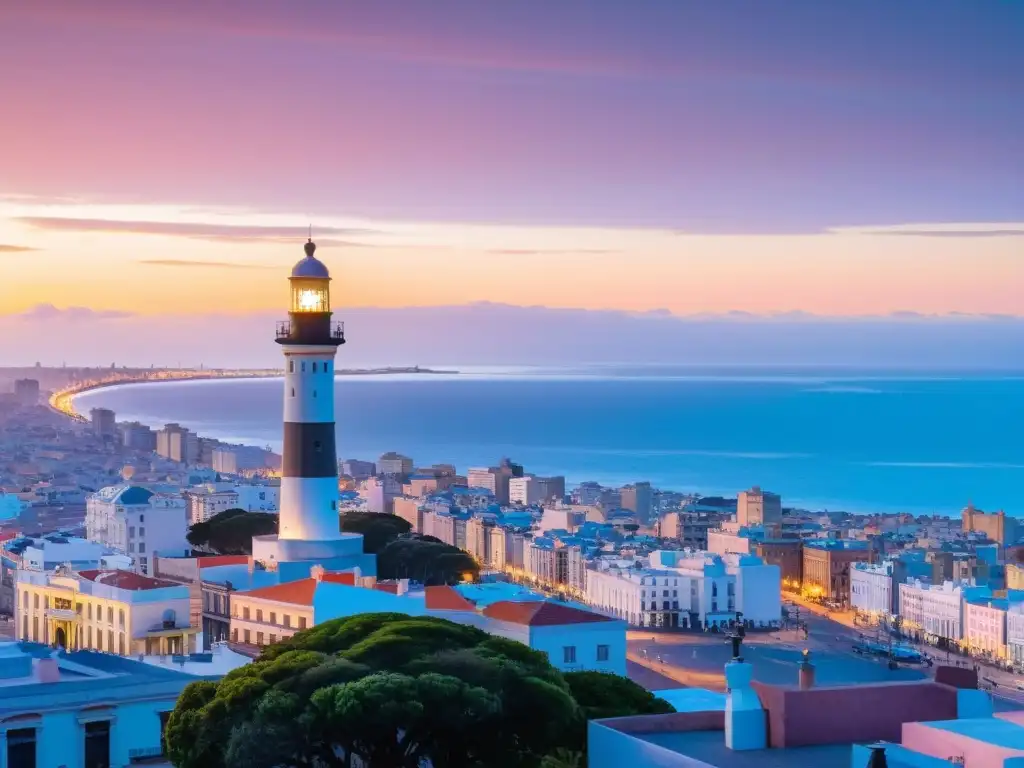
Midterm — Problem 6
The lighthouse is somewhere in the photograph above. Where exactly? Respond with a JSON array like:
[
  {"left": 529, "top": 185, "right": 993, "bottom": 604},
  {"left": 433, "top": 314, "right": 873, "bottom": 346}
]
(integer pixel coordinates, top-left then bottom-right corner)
[{"left": 252, "top": 237, "right": 357, "bottom": 568}]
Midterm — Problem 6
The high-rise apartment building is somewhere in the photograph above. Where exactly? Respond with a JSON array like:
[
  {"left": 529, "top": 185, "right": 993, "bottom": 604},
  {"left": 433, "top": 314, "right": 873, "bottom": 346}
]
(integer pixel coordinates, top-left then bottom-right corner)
[
  {"left": 620, "top": 482, "right": 653, "bottom": 522},
  {"left": 156, "top": 423, "right": 199, "bottom": 464},
  {"left": 378, "top": 452, "right": 413, "bottom": 477},
  {"left": 13, "top": 379, "right": 39, "bottom": 406},
  {"left": 119, "top": 422, "right": 156, "bottom": 452},
  {"left": 736, "top": 486, "right": 782, "bottom": 528},
  {"left": 90, "top": 408, "right": 117, "bottom": 439},
  {"left": 962, "top": 503, "right": 1020, "bottom": 547}
]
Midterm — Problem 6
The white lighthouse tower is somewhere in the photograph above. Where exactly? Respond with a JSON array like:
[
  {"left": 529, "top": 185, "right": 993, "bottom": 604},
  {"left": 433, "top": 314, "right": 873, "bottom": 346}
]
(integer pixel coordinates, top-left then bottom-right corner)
[{"left": 252, "top": 237, "right": 367, "bottom": 569}]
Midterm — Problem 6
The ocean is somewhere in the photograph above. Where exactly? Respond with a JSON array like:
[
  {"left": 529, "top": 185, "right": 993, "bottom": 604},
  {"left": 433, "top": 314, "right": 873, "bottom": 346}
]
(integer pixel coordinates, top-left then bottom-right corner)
[{"left": 72, "top": 366, "right": 1024, "bottom": 517}]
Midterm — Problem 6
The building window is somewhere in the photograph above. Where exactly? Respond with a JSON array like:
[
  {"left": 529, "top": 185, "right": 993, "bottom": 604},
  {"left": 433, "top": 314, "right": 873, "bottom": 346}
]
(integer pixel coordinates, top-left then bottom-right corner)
[
  {"left": 139, "top": 543, "right": 146, "bottom": 553},
  {"left": 21, "top": 591, "right": 27, "bottom": 609},
  {"left": 299, "top": 616, "right": 307, "bottom": 630},
  {"left": 243, "top": 607, "right": 250, "bottom": 620},
  {"left": 129, "top": 526, "right": 135, "bottom": 537},
  {"left": 33, "top": 593, "right": 38, "bottom": 610},
  {"left": 84, "top": 720, "right": 111, "bottom": 768},
  {"left": 140, "top": 514, "right": 145, "bottom": 522},
  {"left": 563, "top": 646, "right": 577, "bottom": 664},
  {"left": 244, "top": 629, "right": 251, "bottom": 644},
  {"left": 289, "top": 361, "right": 294, "bottom": 373},
  {"left": 301, "top": 362, "right": 306, "bottom": 372},
  {"left": 269, "top": 634, "right": 277, "bottom": 644},
  {"left": 7, "top": 727, "right": 37, "bottom": 768},
  {"left": 597, "top": 644, "right": 610, "bottom": 662},
  {"left": 119, "top": 610, "right": 125, "bottom": 628},
  {"left": 291, "top": 388, "right": 295, "bottom": 397},
  {"left": 232, "top": 628, "right": 238, "bottom": 642},
  {"left": 107, "top": 607, "right": 113, "bottom": 624},
  {"left": 256, "top": 632, "right": 265, "bottom": 646},
  {"left": 283, "top": 614, "right": 291, "bottom": 628},
  {"left": 270, "top": 612, "right": 276, "bottom": 625},
  {"left": 139, "top": 527, "right": 145, "bottom": 537},
  {"left": 312, "top": 362, "right": 318, "bottom": 372},
  {"left": 256, "top": 609, "right": 263, "bottom": 622}
]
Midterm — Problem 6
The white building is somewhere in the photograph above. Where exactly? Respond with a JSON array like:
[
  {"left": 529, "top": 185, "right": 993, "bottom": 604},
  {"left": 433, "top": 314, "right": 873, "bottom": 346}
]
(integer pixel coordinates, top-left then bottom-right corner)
[
  {"left": 964, "top": 598, "right": 1014, "bottom": 661},
  {"left": 898, "top": 579, "right": 968, "bottom": 645},
  {"left": 4, "top": 534, "right": 110, "bottom": 572},
  {"left": 510, "top": 475, "right": 542, "bottom": 506},
  {"left": 585, "top": 550, "right": 780, "bottom": 630},
  {"left": 0, "top": 640, "right": 201, "bottom": 768},
  {"left": 489, "top": 526, "right": 508, "bottom": 570},
  {"left": 706, "top": 522, "right": 753, "bottom": 556},
  {"left": 85, "top": 485, "right": 190, "bottom": 576},
  {"left": 184, "top": 485, "right": 239, "bottom": 525},
  {"left": 539, "top": 506, "right": 586, "bottom": 534},
  {"left": 1008, "top": 603, "right": 1024, "bottom": 668},
  {"left": 725, "top": 552, "right": 782, "bottom": 628},
  {"left": 850, "top": 561, "right": 896, "bottom": 620},
  {"left": 16, "top": 566, "right": 197, "bottom": 656}
]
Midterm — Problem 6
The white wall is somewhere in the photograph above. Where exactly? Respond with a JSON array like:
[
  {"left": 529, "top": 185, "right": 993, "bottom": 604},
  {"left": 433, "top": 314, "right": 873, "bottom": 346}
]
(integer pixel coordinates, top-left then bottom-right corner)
[{"left": 732, "top": 562, "right": 781, "bottom": 627}]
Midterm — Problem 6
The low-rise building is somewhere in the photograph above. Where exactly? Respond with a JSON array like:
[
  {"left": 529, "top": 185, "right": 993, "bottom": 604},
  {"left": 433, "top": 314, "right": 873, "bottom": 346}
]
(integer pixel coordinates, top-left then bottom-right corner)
[
  {"left": 0, "top": 640, "right": 204, "bottom": 768},
  {"left": 85, "top": 484, "right": 190, "bottom": 576},
  {"left": 16, "top": 566, "right": 197, "bottom": 656},
  {"left": 801, "top": 539, "right": 870, "bottom": 604},
  {"left": 964, "top": 597, "right": 1012, "bottom": 661},
  {"left": 898, "top": 579, "right": 985, "bottom": 648}
]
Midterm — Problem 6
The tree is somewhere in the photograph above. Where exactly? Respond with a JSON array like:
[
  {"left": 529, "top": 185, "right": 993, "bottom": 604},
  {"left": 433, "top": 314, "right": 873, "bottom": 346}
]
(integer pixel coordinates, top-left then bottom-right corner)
[
  {"left": 376, "top": 537, "right": 479, "bottom": 585},
  {"left": 187, "top": 509, "right": 278, "bottom": 554},
  {"left": 563, "top": 670, "right": 675, "bottom": 720},
  {"left": 339, "top": 510, "right": 412, "bottom": 554},
  {"left": 167, "top": 614, "right": 670, "bottom": 768}
]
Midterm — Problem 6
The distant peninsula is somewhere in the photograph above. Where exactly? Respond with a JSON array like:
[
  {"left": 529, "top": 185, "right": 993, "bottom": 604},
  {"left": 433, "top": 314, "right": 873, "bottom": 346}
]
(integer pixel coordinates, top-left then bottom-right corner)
[{"left": 48, "top": 366, "right": 458, "bottom": 421}]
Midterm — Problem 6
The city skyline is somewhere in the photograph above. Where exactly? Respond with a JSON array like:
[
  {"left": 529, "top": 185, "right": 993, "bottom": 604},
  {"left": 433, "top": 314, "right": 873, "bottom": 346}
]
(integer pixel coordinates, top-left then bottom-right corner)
[{"left": 2, "top": 1, "right": 1023, "bottom": 334}]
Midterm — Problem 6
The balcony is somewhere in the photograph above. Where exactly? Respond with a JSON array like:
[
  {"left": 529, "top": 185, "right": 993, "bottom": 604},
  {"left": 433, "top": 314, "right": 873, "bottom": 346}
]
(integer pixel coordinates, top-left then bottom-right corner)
[{"left": 275, "top": 319, "right": 345, "bottom": 346}]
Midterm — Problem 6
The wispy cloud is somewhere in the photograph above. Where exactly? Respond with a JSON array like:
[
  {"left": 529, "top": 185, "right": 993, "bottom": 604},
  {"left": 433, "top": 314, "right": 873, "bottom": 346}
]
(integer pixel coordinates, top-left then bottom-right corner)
[
  {"left": 834, "top": 223, "right": 1024, "bottom": 238},
  {"left": 16, "top": 217, "right": 380, "bottom": 241},
  {"left": 15, "top": 304, "right": 133, "bottom": 321},
  {"left": 0, "top": 245, "right": 37, "bottom": 252},
  {"left": 487, "top": 248, "right": 617, "bottom": 255},
  {"left": 138, "top": 259, "right": 275, "bottom": 270}
]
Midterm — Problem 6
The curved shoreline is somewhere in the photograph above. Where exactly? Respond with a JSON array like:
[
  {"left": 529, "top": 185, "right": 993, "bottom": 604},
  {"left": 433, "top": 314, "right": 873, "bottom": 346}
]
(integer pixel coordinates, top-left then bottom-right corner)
[{"left": 52, "top": 366, "right": 458, "bottom": 421}]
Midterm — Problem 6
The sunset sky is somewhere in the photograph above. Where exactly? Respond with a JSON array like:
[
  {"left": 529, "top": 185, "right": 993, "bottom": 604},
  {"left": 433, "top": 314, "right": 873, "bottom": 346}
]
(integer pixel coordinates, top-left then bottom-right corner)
[{"left": 2, "top": 1, "right": 1023, "bottom": 321}]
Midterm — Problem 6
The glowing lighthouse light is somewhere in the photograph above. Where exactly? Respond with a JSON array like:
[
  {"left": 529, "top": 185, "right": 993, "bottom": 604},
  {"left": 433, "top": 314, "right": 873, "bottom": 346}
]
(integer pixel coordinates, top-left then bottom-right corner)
[{"left": 296, "top": 287, "right": 326, "bottom": 312}]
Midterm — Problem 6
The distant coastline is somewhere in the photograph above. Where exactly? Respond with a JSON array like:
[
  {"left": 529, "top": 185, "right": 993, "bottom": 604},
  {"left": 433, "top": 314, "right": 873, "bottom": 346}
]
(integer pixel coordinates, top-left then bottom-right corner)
[{"left": 54, "top": 366, "right": 458, "bottom": 421}]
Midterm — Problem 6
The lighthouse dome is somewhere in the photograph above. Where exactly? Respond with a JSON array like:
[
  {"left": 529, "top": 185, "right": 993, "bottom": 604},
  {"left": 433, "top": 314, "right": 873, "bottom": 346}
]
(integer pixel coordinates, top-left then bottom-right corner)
[{"left": 291, "top": 240, "right": 330, "bottom": 279}]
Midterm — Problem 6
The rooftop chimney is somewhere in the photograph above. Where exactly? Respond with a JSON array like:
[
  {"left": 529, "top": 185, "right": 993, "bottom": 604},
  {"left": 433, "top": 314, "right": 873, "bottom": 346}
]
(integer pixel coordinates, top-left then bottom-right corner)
[{"left": 36, "top": 657, "right": 60, "bottom": 684}]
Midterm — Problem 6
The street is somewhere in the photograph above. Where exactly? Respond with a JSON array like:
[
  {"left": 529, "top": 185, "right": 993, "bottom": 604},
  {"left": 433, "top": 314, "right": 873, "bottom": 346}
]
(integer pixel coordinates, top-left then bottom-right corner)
[{"left": 627, "top": 595, "right": 1024, "bottom": 710}]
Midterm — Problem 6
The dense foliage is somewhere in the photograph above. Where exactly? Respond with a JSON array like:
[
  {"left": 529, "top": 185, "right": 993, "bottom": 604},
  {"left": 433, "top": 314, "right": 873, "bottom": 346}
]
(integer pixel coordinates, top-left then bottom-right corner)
[
  {"left": 377, "top": 536, "right": 480, "bottom": 585},
  {"left": 186, "top": 508, "right": 278, "bottom": 554},
  {"left": 166, "top": 613, "right": 671, "bottom": 768},
  {"left": 339, "top": 510, "right": 412, "bottom": 554}
]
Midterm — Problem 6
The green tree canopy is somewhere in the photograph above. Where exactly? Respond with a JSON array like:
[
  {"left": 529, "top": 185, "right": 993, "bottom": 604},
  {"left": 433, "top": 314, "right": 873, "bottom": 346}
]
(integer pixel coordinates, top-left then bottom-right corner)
[
  {"left": 186, "top": 509, "right": 278, "bottom": 554},
  {"left": 167, "top": 613, "right": 671, "bottom": 768},
  {"left": 339, "top": 510, "right": 412, "bottom": 554},
  {"left": 377, "top": 536, "right": 479, "bottom": 585}
]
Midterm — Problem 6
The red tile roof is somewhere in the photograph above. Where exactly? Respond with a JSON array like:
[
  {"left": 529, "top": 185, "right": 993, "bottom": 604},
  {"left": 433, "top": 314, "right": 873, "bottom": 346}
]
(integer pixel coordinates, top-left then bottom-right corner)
[
  {"left": 373, "top": 582, "right": 400, "bottom": 595},
  {"left": 425, "top": 585, "right": 476, "bottom": 611},
  {"left": 197, "top": 555, "right": 250, "bottom": 568},
  {"left": 482, "top": 601, "right": 614, "bottom": 627},
  {"left": 239, "top": 579, "right": 317, "bottom": 606},
  {"left": 321, "top": 571, "right": 356, "bottom": 585},
  {"left": 77, "top": 569, "right": 181, "bottom": 591}
]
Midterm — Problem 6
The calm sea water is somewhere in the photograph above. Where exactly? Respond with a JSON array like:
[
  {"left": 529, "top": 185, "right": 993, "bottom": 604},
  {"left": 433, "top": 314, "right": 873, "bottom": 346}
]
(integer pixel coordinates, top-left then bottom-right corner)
[{"left": 73, "top": 366, "right": 1024, "bottom": 516}]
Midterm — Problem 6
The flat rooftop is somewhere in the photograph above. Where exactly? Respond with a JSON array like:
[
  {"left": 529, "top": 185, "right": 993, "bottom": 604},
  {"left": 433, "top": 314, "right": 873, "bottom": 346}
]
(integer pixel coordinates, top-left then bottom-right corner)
[
  {"left": 639, "top": 730, "right": 853, "bottom": 767},
  {"left": 926, "top": 717, "right": 1024, "bottom": 751}
]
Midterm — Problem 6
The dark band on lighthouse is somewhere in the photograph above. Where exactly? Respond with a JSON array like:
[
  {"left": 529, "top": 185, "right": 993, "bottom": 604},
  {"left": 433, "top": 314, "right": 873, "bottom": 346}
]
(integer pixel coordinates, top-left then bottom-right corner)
[{"left": 281, "top": 422, "right": 338, "bottom": 477}]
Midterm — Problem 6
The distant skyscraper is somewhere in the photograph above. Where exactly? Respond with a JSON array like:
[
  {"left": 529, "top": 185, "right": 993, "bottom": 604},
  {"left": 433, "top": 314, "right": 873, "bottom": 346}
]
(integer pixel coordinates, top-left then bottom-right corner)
[
  {"left": 90, "top": 408, "right": 117, "bottom": 439},
  {"left": 737, "top": 486, "right": 782, "bottom": 528},
  {"left": 620, "top": 482, "right": 653, "bottom": 522},
  {"left": 13, "top": 379, "right": 39, "bottom": 406},
  {"left": 378, "top": 452, "right": 413, "bottom": 477},
  {"left": 119, "top": 422, "right": 156, "bottom": 452}
]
